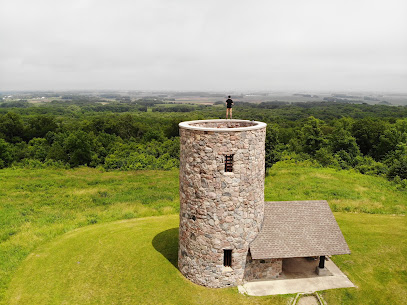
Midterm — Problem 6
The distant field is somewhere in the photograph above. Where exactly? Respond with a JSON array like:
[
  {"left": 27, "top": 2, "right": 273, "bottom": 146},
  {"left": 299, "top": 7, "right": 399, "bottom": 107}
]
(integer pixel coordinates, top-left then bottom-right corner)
[
  {"left": 156, "top": 92, "right": 407, "bottom": 105},
  {"left": 0, "top": 163, "right": 406, "bottom": 304},
  {"left": 171, "top": 97, "right": 221, "bottom": 104},
  {"left": 4, "top": 90, "right": 407, "bottom": 106}
]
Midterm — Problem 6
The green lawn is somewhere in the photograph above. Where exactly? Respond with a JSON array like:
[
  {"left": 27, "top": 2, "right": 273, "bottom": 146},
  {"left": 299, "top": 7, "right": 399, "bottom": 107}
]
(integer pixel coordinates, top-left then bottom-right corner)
[
  {"left": 4, "top": 213, "right": 406, "bottom": 305},
  {"left": 0, "top": 167, "right": 179, "bottom": 302},
  {"left": 4, "top": 215, "right": 289, "bottom": 305},
  {"left": 1, "top": 163, "right": 406, "bottom": 304},
  {"left": 324, "top": 213, "right": 407, "bottom": 305}
]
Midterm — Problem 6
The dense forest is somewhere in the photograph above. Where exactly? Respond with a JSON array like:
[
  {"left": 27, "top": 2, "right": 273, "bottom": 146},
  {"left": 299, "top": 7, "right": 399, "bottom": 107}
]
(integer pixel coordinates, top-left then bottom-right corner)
[{"left": 1, "top": 98, "right": 407, "bottom": 186}]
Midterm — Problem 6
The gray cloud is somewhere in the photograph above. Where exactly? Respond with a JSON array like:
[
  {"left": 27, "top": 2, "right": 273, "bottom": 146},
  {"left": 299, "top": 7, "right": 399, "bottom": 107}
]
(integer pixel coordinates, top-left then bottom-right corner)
[{"left": 0, "top": 0, "right": 406, "bottom": 91}]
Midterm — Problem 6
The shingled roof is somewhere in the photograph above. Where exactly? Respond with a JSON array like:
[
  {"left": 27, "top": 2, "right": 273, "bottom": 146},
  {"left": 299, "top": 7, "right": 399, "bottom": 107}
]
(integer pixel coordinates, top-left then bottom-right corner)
[{"left": 249, "top": 200, "right": 351, "bottom": 259}]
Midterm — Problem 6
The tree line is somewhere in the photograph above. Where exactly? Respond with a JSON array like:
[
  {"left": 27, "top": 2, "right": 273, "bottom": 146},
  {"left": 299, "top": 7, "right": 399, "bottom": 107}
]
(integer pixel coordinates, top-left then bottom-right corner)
[{"left": 1, "top": 100, "right": 407, "bottom": 186}]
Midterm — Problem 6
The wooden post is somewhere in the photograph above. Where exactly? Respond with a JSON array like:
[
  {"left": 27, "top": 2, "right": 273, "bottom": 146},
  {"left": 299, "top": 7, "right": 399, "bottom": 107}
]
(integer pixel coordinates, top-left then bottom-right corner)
[{"left": 319, "top": 256, "right": 325, "bottom": 268}]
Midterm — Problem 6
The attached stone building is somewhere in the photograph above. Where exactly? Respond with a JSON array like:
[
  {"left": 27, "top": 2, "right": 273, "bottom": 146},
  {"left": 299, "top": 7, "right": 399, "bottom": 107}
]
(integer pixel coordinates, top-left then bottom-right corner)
[{"left": 178, "top": 119, "right": 350, "bottom": 288}]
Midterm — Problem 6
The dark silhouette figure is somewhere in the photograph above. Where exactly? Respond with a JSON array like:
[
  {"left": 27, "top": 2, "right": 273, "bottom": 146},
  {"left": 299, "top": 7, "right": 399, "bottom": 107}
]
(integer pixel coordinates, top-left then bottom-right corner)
[{"left": 225, "top": 95, "right": 234, "bottom": 119}]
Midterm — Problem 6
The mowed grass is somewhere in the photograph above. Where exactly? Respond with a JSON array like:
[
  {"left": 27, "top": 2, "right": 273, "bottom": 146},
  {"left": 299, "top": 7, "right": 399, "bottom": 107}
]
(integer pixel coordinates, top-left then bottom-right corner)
[
  {"left": 266, "top": 161, "right": 407, "bottom": 215},
  {"left": 1, "top": 162, "right": 407, "bottom": 304},
  {"left": 4, "top": 215, "right": 289, "bottom": 305},
  {"left": 4, "top": 213, "right": 406, "bottom": 305},
  {"left": 324, "top": 213, "right": 407, "bottom": 305},
  {"left": 0, "top": 167, "right": 179, "bottom": 302}
]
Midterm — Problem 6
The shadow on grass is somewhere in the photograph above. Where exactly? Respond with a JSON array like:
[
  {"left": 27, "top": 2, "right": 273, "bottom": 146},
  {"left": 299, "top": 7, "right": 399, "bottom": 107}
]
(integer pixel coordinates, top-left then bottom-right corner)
[{"left": 152, "top": 227, "right": 179, "bottom": 269}]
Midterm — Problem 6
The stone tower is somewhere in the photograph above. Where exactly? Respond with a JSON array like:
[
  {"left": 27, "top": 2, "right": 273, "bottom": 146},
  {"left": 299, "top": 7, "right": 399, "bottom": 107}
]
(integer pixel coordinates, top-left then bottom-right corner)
[{"left": 178, "top": 119, "right": 267, "bottom": 288}]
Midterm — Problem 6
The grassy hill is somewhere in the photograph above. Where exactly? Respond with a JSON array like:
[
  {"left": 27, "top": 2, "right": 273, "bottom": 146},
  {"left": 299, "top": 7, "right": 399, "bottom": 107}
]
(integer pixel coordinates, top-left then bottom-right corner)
[
  {"left": 4, "top": 215, "right": 289, "bottom": 305},
  {"left": 0, "top": 162, "right": 406, "bottom": 304},
  {"left": 3, "top": 213, "right": 405, "bottom": 305},
  {"left": 265, "top": 161, "right": 406, "bottom": 215}
]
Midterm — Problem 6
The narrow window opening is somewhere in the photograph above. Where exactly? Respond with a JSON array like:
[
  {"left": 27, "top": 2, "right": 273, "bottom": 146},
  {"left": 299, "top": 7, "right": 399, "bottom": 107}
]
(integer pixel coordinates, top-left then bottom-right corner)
[
  {"left": 223, "top": 249, "right": 232, "bottom": 267},
  {"left": 190, "top": 215, "right": 196, "bottom": 221},
  {"left": 224, "top": 155, "right": 234, "bottom": 172}
]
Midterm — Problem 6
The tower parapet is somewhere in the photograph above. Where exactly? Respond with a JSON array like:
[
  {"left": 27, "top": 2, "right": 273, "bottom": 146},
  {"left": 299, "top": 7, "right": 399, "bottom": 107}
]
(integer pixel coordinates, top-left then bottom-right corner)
[{"left": 178, "top": 119, "right": 267, "bottom": 287}]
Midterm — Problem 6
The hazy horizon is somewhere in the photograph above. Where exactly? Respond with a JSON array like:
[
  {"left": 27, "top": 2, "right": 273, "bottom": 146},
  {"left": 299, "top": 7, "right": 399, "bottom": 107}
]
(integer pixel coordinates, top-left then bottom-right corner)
[
  {"left": 1, "top": 0, "right": 406, "bottom": 92},
  {"left": 0, "top": 88, "right": 407, "bottom": 96}
]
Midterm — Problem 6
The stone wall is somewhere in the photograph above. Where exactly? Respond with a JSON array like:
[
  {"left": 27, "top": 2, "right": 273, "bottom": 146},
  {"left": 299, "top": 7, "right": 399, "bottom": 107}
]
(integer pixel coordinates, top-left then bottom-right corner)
[
  {"left": 244, "top": 252, "right": 282, "bottom": 281},
  {"left": 189, "top": 121, "right": 257, "bottom": 129},
  {"left": 178, "top": 120, "right": 266, "bottom": 288}
]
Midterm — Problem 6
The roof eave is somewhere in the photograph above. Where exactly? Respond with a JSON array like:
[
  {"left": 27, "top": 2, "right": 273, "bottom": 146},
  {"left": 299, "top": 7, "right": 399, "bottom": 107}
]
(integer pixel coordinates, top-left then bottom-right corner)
[{"left": 250, "top": 249, "right": 351, "bottom": 260}]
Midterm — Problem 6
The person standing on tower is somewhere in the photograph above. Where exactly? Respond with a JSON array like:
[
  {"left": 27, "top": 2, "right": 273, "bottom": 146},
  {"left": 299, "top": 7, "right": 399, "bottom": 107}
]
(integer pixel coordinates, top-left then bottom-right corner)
[{"left": 225, "top": 95, "right": 234, "bottom": 119}]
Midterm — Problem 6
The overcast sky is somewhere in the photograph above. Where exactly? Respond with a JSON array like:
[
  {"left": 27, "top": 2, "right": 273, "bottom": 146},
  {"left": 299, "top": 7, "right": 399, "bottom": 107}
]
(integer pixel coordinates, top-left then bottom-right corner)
[{"left": 1, "top": 0, "right": 406, "bottom": 92}]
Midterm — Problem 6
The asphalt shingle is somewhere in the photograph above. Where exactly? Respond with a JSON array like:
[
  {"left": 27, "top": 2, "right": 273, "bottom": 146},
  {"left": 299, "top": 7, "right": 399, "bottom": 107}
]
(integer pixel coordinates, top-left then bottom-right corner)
[{"left": 249, "top": 200, "right": 351, "bottom": 259}]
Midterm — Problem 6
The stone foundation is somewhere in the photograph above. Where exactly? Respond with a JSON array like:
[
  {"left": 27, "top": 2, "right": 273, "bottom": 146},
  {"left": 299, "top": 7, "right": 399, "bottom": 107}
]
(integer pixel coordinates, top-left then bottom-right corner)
[
  {"left": 244, "top": 252, "right": 282, "bottom": 281},
  {"left": 178, "top": 119, "right": 267, "bottom": 288}
]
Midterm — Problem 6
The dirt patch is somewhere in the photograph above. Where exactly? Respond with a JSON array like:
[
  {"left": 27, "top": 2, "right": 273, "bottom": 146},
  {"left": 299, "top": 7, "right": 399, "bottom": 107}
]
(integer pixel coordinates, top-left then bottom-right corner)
[
  {"left": 297, "top": 295, "right": 320, "bottom": 305},
  {"left": 279, "top": 257, "right": 332, "bottom": 280}
]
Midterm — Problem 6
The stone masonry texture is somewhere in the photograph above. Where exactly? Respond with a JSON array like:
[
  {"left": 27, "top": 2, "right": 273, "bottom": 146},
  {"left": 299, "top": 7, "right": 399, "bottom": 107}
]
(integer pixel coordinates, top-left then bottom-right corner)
[
  {"left": 178, "top": 120, "right": 267, "bottom": 288},
  {"left": 244, "top": 252, "right": 283, "bottom": 281}
]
